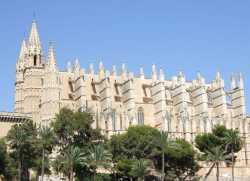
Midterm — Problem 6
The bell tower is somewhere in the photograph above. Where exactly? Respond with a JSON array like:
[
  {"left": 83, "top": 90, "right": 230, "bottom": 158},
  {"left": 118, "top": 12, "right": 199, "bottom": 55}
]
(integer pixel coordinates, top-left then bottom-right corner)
[
  {"left": 21, "top": 20, "right": 45, "bottom": 123},
  {"left": 14, "top": 40, "right": 27, "bottom": 113}
]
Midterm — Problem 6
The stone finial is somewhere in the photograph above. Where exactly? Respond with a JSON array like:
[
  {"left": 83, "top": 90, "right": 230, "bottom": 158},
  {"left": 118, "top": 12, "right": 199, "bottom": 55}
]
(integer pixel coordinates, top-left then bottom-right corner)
[
  {"left": 67, "top": 61, "right": 72, "bottom": 72},
  {"left": 178, "top": 71, "right": 185, "bottom": 84},
  {"left": 112, "top": 65, "right": 117, "bottom": 76},
  {"left": 18, "top": 40, "right": 28, "bottom": 61},
  {"left": 214, "top": 71, "right": 224, "bottom": 88},
  {"left": 89, "top": 63, "right": 94, "bottom": 75},
  {"left": 99, "top": 61, "right": 105, "bottom": 79},
  {"left": 121, "top": 63, "right": 128, "bottom": 80},
  {"left": 121, "top": 63, "right": 126, "bottom": 74},
  {"left": 159, "top": 68, "right": 165, "bottom": 82},
  {"left": 239, "top": 72, "right": 244, "bottom": 89},
  {"left": 139, "top": 67, "right": 144, "bottom": 79},
  {"left": 99, "top": 61, "right": 104, "bottom": 71},
  {"left": 47, "top": 43, "right": 57, "bottom": 71},
  {"left": 197, "top": 72, "right": 205, "bottom": 85},
  {"left": 151, "top": 64, "right": 157, "bottom": 82},
  {"left": 172, "top": 76, "right": 178, "bottom": 88},
  {"left": 75, "top": 58, "right": 80, "bottom": 67},
  {"left": 215, "top": 71, "right": 221, "bottom": 81},
  {"left": 230, "top": 73, "right": 236, "bottom": 90}
]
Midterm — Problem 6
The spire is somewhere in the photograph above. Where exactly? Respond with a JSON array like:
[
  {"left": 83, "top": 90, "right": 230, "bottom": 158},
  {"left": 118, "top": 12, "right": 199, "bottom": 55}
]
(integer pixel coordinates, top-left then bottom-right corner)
[
  {"left": 74, "top": 58, "right": 80, "bottom": 71},
  {"left": 89, "top": 63, "right": 94, "bottom": 75},
  {"left": 28, "top": 20, "right": 41, "bottom": 50},
  {"left": 178, "top": 71, "right": 185, "bottom": 84},
  {"left": 139, "top": 67, "right": 144, "bottom": 79},
  {"left": 67, "top": 61, "right": 72, "bottom": 72},
  {"left": 197, "top": 72, "right": 205, "bottom": 85},
  {"left": 112, "top": 65, "right": 117, "bottom": 76},
  {"left": 47, "top": 43, "right": 57, "bottom": 71},
  {"left": 239, "top": 72, "right": 244, "bottom": 89},
  {"left": 151, "top": 64, "right": 157, "bottom": 82},
  {"left": 159, "top": 68, "right": 165, "bottom": 82},
  {"left": 18, "top": 40, "right": 28, "bottom": 60},
  {"left": 230, "top": 73, "right": 236, "bottom": 90},
  {"left": 215, "top": 71, "right": 221, "bottom": 81}
]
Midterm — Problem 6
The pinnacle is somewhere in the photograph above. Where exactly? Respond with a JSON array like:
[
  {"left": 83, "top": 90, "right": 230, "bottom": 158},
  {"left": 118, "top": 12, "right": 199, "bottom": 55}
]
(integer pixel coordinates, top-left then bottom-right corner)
[
  {"left": 47, "top": 43, "right": 57, "bottom": 71},
  {"left": 29, "top": 20, "right": 41, "bottom": 48},
  {"left": 18, "top": 40, "right": 27, "bottom": 60}
]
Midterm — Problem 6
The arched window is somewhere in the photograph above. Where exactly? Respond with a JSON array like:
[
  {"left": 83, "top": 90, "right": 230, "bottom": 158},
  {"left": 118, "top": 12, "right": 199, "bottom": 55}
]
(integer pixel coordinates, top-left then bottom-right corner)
[
  {"left": 137, "top": 107, "right": 144, "bottom": 125},
  {"left": 111, "top": 110, "right": 116, "bottom": 131},
  {"left": 34, "top": 55, "right": 37, "bottom": 66}
]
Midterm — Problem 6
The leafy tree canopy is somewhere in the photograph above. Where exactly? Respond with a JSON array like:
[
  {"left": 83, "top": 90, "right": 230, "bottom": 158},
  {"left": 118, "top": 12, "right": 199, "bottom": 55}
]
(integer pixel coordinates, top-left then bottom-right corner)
[{"left": 52, "top": 108, "right": 103, "bottom": 149}]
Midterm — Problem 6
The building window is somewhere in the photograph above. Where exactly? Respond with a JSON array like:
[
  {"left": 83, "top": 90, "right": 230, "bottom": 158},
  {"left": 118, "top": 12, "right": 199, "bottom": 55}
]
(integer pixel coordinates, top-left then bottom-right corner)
[
  {"left": 114, "top": 83, "right": 120, "bottom": 95},
  {"left": 111, "top": 110, "right": 116, "bottom": 131},
  {"left": 137, "top": 107, "right": 144, "bottom": 125},
  {"left": 69, "top": 81, "right": 74, "bottom": 92},
  {"left": 34, "top": 55, "right": 37, "bottom": 66}
]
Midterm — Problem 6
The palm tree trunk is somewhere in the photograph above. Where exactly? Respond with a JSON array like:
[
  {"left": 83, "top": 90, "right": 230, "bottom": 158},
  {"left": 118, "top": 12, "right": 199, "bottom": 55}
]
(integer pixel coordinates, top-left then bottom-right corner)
[
  {"left": 93, "top": 171, "right": 96, "bottom": 181},
  {"left": 216, "top": 163, "right": 219, "bottom": 181},
  {"left": 204, "top": 163, "right": 215, "bottom": 181},
  {"left": 18, "top": 150, "right": 21, "bottom": 181},
  {"left": 69, "top": 166, "right": 74, "bottom": 181},
  {"left": 232, "top": 149, "right": 234, "bottom": 181},
  {"left": 41, "top": 148, "right": 45, "bottom": 181},
  {"left": 162, "top": 151, "right": 165, "bottom": 181}
]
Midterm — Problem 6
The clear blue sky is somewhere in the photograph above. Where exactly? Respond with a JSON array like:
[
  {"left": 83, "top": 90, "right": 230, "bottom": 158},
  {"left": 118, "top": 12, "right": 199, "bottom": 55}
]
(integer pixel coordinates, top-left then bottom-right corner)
[{"left": 0, "top": 0, "right": 250, "bottom": 113}]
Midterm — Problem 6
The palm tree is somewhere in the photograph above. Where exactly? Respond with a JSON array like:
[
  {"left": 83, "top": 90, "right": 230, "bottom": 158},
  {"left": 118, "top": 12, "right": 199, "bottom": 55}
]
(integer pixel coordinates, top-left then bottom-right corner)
[
  {"left": 61, "top": 146, "right": 85, "bottom": 181},
  {"left": 223, "top": 129, "right": 242, "bottom": 181},
  {"left": 38, "top": 126, "right": 55, "bottom": 181},
  {"left": 204, "top": 146, "right": 228, "bottom": 181},
  {"left": 155, "top": 131, "right": 177, "bottom": 181},
  {"left": 7, "top": 125, "right": 29, "bottom": 181},
  {"left": 129, "top": 159, "right": 152, "bottom": 181},
  {"left": 83, "top": 144, "right": 112, "bottom": 181}
]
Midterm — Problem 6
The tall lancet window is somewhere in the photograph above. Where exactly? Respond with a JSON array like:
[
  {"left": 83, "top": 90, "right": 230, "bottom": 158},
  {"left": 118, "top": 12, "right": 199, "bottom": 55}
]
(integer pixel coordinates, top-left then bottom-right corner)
[
  {"left": 137, "top": 107, "right": 144, "bottom": 125},
  {"left": 111, "top": 110, "right": 116, "bottom": 131}
]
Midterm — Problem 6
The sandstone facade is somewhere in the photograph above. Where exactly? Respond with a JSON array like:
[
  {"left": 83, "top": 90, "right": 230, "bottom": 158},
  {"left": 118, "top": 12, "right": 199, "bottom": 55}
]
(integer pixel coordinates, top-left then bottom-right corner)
[{"left": 11, "top": 21, "right": 250, "bottom": 175}]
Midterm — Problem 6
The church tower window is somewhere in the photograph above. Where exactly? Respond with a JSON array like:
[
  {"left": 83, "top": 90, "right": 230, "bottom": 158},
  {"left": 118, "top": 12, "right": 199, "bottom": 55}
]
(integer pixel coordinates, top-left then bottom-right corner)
[{"left": 34, "top": 55, "right": 37, "bottom": 66}]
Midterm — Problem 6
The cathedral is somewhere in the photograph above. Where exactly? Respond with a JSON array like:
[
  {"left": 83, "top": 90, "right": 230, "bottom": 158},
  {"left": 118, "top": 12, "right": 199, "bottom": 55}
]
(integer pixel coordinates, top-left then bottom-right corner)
[{"left": 12, "top": 20, "right": 250, "bottom": 176}]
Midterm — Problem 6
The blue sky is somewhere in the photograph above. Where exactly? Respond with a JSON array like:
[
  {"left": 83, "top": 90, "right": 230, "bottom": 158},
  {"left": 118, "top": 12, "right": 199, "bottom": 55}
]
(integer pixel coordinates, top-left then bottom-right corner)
[{"left": 0, "top": 0, "right": 250, "bottom": 112}]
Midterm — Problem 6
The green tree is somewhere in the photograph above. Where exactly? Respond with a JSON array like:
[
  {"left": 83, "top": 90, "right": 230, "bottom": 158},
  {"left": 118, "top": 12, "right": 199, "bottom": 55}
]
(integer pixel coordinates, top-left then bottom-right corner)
[
  {"left": 129, "top": 159, "right": 152, "bottom": 181},
  {"left": 223, "top": 129, "right": 242, "bottom": 181},
  {"left": 52, "top": 108, "right": 105, "bottom": 180},
  {"left": 205, "top": 146, "right": 228, "bottom": 181},
  {"left": 153, "top": 131, "right": 178, "bottom": 181},
  {"left": 109, "top": 125, "right": 160, "bottom": 160},
  {"left": 83, "top": 144, "right": 112, "bottom": 181},
  {"left": 7, "top": 120, "right": 38, "bottom": 181},
  {"left": 0, "top": 139, "right": 14, "bottom": 180},
  {"left": 60, "top": 146, "right": 85, "bottom": 181},
  {"left": 195, "top": 125, "right": 242, "bottom": 180},
  {"left": 37, "top": 126, "right": 56, "bottom": 181},
  {"left": 152, "top": 139, "right": 199, "bottom": 181},
  {"left": 116, "top": 159, "right": 134, "bottom": 180},
  {"left": 52, "top": 108, "right": 103, "bottom": 149}
]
